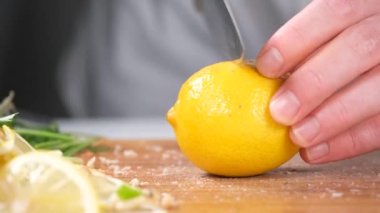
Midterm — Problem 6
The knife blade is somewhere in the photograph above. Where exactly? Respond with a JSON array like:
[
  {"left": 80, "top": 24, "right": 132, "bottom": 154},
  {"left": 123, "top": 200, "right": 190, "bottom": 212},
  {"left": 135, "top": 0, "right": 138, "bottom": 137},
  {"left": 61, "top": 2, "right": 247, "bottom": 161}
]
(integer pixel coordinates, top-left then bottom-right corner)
[{"left": 201, "top": 0, "right": 244, "bottom": 60}]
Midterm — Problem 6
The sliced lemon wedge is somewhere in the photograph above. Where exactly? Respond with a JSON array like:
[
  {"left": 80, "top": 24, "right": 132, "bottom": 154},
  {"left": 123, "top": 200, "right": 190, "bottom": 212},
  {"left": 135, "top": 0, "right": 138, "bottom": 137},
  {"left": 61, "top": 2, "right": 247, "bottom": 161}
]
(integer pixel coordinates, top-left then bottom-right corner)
[
  {"left": 0, "top": 125, "right": 35, "bottom": 167},
  {"left": 0, "top": 125, "right": 16, "bottom": 155},
  {"left": 0, "top": 152, "right": 100, "bottom": 213}
]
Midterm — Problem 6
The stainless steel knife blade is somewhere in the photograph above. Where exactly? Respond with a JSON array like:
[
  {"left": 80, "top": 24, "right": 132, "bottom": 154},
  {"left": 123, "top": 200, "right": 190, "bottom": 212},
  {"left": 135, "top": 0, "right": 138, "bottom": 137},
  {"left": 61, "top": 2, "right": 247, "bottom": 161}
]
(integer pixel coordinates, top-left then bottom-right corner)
[{"left": 201, "top": 0, "right": 244, "bottom": 60}]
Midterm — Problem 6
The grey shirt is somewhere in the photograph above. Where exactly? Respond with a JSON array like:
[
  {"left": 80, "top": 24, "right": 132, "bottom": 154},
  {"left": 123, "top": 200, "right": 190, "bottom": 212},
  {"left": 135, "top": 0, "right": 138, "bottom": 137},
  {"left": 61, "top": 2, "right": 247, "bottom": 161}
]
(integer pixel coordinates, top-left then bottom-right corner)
[{"left": 58, "top": 0, "right": 309, "bottom": 118}]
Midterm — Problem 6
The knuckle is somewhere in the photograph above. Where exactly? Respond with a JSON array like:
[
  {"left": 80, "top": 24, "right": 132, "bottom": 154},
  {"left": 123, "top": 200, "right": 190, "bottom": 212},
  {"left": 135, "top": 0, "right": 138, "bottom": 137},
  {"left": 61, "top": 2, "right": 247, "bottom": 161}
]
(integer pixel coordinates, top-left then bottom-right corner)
[
  {"left": 325, "top": 0, "right": 356, "bottom": 19},
  {"left": 345, "top": 17, "right": 380, "bottom": 58},
  {"left": 305, "top": 68, "right": 326, "bottom": 92},
  {"left": 334, "top": 99, "right": 352, "bottom": 125},
  {"left": 345, "top": 116, "right": 380, "bottom": 155},
  {"left": 366, "top": 116, "right": 380, "bottom": 149},
  {"left": 285, "top": 23, "right": 307, "bottom": 45},
  {"left": 345, "top": 130, "right": 360, "bottom": 155},
  {"left": 284, "top": 69, "right": 326, "bottom": 110},
  {"left": 372, "top": 115, "right": 380, "bottom": 129}
]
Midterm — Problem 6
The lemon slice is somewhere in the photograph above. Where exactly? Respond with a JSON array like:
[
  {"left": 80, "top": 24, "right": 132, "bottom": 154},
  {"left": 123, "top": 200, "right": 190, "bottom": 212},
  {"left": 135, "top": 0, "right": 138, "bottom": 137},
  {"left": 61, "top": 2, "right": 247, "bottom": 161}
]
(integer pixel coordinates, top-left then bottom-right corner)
[
  {"left": 87, "top": 169, "right": 147, "bottom": 211},
  {"left": 0, "top": 152, "right": 100, "bottom": 213},
  {"left": 0, "top": 125, "right": 16, "bottom": 155},
  {"left": 0, "top": 125, "right": 35, "bottom": 167}
]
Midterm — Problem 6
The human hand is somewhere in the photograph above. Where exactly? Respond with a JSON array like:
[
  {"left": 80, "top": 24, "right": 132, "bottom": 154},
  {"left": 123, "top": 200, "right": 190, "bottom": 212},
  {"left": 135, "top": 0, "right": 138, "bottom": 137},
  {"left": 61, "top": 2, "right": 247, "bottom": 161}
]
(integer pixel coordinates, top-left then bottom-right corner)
[{"left": 256, "top": 0, "right": 380, "bottom": 164}]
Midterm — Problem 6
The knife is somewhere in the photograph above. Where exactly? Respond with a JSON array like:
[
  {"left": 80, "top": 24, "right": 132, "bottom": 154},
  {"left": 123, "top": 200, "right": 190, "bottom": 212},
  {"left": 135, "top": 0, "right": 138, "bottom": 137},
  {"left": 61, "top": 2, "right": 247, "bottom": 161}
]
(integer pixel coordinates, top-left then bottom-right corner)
[{"left": 201, "top": 0, "right": 244, "bottom": 60}]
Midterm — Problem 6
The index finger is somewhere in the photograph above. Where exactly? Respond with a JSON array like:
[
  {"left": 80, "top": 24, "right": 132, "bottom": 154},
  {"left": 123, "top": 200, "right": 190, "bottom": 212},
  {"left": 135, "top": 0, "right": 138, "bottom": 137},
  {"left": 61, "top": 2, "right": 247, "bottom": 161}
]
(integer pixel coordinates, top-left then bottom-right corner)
[{"left": 256, "top": 0, "right": 379, "bottom": 78}]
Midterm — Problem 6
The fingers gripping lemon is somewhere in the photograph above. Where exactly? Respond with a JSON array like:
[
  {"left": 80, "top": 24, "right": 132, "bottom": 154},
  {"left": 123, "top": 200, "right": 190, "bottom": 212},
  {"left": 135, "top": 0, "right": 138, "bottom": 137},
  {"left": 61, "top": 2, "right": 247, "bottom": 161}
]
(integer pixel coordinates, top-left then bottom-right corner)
[{"left": 167, "top": 60, "right": 299, "bottom": 177}]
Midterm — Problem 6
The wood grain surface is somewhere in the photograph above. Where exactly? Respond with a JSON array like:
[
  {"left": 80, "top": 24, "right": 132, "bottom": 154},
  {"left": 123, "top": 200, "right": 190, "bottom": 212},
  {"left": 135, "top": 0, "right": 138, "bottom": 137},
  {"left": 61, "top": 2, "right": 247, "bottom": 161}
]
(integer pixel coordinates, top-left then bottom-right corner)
[{"left": 80, "top": 140, "right": 380, "bottom": 213}]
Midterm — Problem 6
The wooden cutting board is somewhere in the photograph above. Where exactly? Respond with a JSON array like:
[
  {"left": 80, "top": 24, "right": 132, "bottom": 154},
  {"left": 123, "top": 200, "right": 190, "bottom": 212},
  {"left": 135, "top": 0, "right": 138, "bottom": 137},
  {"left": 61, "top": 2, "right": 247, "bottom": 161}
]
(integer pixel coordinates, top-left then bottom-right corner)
[{"left": 80, "top": 140, "right": 380, "bottom": 213}]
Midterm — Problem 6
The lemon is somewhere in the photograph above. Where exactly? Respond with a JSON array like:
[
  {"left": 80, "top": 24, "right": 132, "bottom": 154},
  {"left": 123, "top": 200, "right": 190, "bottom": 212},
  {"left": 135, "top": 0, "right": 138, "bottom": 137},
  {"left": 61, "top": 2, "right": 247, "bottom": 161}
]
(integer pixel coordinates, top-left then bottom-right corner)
[
  {"left": 0, "top": 152, "right": 99, "bottom": 213},
  {"left": 88, "top": 169, "right": 146, "bottom": 211},
  {"left": 167, "top": 60, "right": 299, "bottom": 177},
  {"left": 0, "top": 125, "right": 16, "bottom": 155},
  {"left": 0, "top": 125, "right": 34, "bottom": 167}
]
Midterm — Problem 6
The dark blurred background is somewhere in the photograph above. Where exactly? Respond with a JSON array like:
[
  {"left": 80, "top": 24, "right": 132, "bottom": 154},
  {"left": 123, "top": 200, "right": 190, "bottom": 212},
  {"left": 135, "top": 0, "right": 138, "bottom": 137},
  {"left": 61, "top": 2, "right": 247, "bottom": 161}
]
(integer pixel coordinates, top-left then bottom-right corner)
[
  {"left": 0, "top": 0, "right": 86, "bottom": 117},
  {"left": 0, "top": 0, "right": 308, "bottom": 119}
]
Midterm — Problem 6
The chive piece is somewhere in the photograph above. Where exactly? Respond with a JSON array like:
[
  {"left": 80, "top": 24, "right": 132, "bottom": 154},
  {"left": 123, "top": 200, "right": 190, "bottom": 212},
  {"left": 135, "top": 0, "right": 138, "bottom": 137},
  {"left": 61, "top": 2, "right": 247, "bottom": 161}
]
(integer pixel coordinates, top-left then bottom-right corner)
[
  {"left": 33, "top": 140, "right": 65, "bottom": 149},
  {"left": 15, "top": 128, "right": 73, "bottom": 141},
  {"left": 116, "top": 185, "right": 143, "bottom": 200},
  {"left": 63, "top": 141, "right": 93, "bottom": 156}
]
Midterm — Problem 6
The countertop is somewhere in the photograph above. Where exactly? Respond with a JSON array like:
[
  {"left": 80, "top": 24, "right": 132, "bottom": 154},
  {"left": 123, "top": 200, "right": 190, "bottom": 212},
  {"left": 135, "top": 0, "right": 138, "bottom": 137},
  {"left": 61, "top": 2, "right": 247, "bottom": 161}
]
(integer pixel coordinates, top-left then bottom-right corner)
[{"left": 80, "top": 140, "right": 380, "bottom": 213}]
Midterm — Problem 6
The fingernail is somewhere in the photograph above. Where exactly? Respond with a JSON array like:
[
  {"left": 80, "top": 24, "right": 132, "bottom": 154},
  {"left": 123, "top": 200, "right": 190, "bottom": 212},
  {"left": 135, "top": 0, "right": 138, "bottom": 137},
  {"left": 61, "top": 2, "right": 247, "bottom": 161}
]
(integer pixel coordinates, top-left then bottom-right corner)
[
  {"left": 257, "top": 47, "right": 284, "bottom": 77},
  {"left": 306, "top": 143, "right": 329, "bottom": 161},
  {"left": 291, "top": 117, "right": 320, "bottom": 146},
  {"left": 270, "top": 90, "right": 300, "bottom": 125}
]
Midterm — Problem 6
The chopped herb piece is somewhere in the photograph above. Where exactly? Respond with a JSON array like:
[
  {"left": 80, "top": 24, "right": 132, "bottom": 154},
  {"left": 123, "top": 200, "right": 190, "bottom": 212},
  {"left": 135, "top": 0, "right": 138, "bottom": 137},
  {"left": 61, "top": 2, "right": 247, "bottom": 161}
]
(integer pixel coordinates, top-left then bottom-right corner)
[{"left": 116, "top": 185, "right": 143, "bottom": 200}]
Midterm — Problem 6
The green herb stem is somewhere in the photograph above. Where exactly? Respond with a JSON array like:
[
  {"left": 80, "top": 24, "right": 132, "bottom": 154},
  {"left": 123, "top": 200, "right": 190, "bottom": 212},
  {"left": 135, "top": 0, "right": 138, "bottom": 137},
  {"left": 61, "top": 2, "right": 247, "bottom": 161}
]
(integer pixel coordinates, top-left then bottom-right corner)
[
  {"left": 63, "top": 141, "right": 94, "bottom": 156},
  {"left": 33, "top": 140, "right": 80, "bottom": 150},
  {"left": 33, "top": 140, "right": 65, "bottom": 149},
  {"left": 15, "top": 128, "right": 73, "bottom": 141}
]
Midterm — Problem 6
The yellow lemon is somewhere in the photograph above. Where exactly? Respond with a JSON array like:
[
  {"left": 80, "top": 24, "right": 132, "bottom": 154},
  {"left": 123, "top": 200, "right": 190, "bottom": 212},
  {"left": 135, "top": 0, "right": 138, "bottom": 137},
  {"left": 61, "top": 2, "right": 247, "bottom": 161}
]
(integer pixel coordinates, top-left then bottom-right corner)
[
  {"left": 0, "top": 152, "right": 100, "bottom": 213},
  {"left": 167, "top": 60, "right": 299, "bottom": 177}
]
